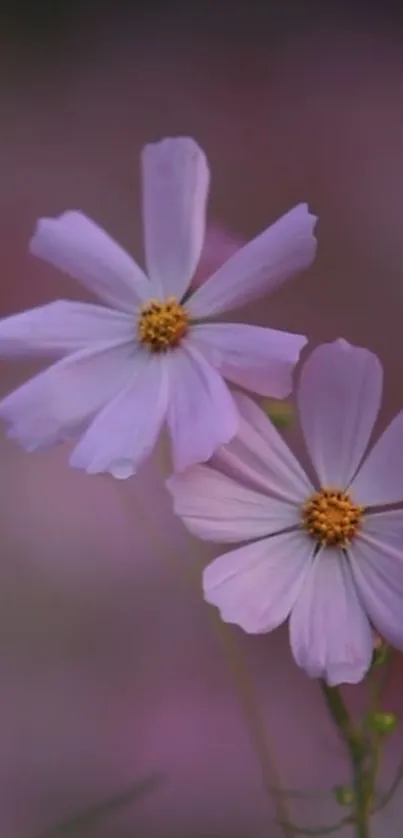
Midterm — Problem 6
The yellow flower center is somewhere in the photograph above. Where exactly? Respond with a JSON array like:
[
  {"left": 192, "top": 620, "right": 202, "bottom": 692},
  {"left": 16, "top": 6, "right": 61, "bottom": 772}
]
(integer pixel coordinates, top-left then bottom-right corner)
[
  {"left": 302, "top": 488, "right": 364, "bottom": 548},
  {"left": 138, "top": 296, "right": 189, "bottom": 352}
]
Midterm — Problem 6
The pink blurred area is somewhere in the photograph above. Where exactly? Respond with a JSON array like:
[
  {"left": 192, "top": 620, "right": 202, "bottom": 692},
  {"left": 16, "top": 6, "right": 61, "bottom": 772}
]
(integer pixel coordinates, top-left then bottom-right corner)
[{"left": 1, "top": 14, "right": 403, "bottom": 838}]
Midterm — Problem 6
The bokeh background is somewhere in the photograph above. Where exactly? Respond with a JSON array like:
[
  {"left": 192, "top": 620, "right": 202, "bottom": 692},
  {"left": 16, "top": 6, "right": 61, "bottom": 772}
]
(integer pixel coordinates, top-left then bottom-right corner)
[{"left": 1, "top": 2, "right": 403, "bottom": 836}]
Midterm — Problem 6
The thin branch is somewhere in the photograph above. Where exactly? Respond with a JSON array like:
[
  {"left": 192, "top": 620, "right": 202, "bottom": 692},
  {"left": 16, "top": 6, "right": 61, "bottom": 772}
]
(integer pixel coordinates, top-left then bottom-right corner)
[
  {"left": 274, "top": 815, "right": 352, "bottom": 836},
  {"left": 373, "top": 753, "right": 403, "bottom": 814},
  {"left": 33, "top": 774, "right": 163, "bottom": 838},
  {"left": 120, "top": 477, "right": 295, "bottom": 838}
]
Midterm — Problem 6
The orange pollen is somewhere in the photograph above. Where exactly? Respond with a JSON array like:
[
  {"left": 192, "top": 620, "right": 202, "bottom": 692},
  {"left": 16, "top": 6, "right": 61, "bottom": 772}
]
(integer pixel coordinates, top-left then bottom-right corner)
[
  {"left": 138, "top": 296, "right": 189, "bottom": 352},
  {"left": 302, "top": 488, "right": 364, "bottom": 548}
]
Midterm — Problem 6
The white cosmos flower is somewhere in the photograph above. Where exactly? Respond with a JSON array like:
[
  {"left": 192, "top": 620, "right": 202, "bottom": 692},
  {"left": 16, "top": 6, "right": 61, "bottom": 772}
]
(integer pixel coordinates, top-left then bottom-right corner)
[
  {"left": 0, "top": 137, "right": 317, "bottom": 478},
  {"left": 168, "top": 339, "right": 403, "bottom": 686}
]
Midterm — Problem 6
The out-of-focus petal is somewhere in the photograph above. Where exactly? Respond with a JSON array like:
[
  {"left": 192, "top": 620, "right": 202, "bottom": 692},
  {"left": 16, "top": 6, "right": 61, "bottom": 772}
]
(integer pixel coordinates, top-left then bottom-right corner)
[
  {"left": 141, "top": 137, "right": 209, "bottom": 299},
  {"left": 167, "top": 464, "right": 299, "bottom": 542},
  {"left": 203, "top": 530, "right": 312, "bottom": 633},
  {"left": 0, "top": 341, "right": 136, "bottom": 450},
  {"left": 69, "top": 352, "right": 168, "bottom": 479},
  {"left": 187, "top": 203, "right": 317, "bottom": 318},
  {"left": 298, "top": 340, "right": 382, "bottom": 488},
  {"left": 350, "top": 510, "right": 403, "bottom": 650},
  {"left": 0, "top": 301, "right": 133, "bottom": 356},
  {"left": 30, "top": 212, "right": 153, "bottom": 313},
  {"left": 166, "top": 342, "right": 238, "bottom": 471},
  {"left": 289, "top": 550, "right": 373, "bottom": 685},
  {"left": 190, "top": 322, "right": 306, "bottom": 397},
  {"left": 350, "top": 410, "right": 403, "bottom": 507}
]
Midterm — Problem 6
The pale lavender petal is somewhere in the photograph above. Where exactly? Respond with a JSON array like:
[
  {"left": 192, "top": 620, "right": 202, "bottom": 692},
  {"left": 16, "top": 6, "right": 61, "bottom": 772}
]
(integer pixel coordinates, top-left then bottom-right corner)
[
  {"left": 0, "top": 301, "right": 133, "bottom": 356},
  {"left": 167, "top": 464, "right": 299, "bottom": 542},
  {"left": 298, "top": 340, "right": 382, "bottom": 489},
  {"left": 234, "top": 389, "right": 287, "bottom": 440},
  {"left": 213, "top": 391, "right": 313, "bottom": 504},
  {"left": 70, "top": 352, "right": 168, "bottom": 479},
  {"left": 350, "top": 411, "right": 403, "bottom": 506},
  {"left": 166, "top": 342, "right": 238, "bottom": 471},
  {"left": 187, "top": 203, "right": 317, "bottom": 318},
  {"left": 190, "top": 224, "right": 245, "bottom": 290},
  {"left": 203, "top": 530, "right": 312, "bottom": 634},
  {"left": 30, "top": 212, "right": 154, "bottom": 313},
  {"left": 289, "top": 551, "right": 373, "bottom": 685},
  {"left": 190, "top": 322, "right": 306, "bottom": 397},
  {"left": 0, "top": 341, "right": 136, "bottom": 451},
  {"left": 141, "top": 137, "right": 209, "bottom": 298},
  {"left": 349, "top": 510, "right": 403, "bottom": 649}
]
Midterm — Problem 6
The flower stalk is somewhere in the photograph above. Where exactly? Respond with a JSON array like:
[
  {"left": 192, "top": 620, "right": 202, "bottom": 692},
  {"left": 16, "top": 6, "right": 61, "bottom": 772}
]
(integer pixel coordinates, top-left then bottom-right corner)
[
  {"left": 320, "top": 680, "right": 372, "bottom": 837},
  {"left": 320, "top": 648, "right": 395, "bottom": 838}
]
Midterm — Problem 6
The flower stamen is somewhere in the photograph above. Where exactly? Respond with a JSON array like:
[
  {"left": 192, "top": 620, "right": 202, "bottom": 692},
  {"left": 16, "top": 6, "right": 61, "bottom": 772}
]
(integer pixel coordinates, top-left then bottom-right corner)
[
  {"left": 302, "top": 488, "right": 364, "bottom": 547},
  {"left": 138, "top": 296, "right": 189, "bottom": 351}
]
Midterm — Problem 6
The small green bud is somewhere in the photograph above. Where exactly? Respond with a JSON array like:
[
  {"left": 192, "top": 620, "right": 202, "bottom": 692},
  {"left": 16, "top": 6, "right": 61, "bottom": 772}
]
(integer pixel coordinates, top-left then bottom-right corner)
[
  {"left": 372, "top": 642, "right": 390, "bottom": 667},
  {"left": 261, "top": 398, "right": 294, "bottom": 429},
  {"left": 334, "top": 785, "right": 354, "bottom": 806},
  {"left": 368, "top": 711, "right": 398, "bottom": 735}
]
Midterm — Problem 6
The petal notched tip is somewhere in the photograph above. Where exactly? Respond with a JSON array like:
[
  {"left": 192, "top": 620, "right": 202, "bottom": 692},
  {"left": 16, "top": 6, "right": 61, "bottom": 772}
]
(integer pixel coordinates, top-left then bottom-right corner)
[
  {"left": 29, "top": 211, "right": 82, "bottom": 255},
  {"left": 292, "top": 201, "right": 318, "bottom": 255},
  {"left": 70, "top": 454, "right": 137, "bottom": 480},
  {"left": 142, "top": 135, "right": 205, "bottom": 159}
]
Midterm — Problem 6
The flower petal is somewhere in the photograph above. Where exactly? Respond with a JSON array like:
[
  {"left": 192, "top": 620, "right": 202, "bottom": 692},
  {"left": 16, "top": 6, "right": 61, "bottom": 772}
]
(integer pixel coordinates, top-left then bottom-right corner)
[
  {"left": 69, "top": 352, "right": 169, "bottom": 479},
  {"left": 213, "top": 391, "right": 313, "bottom": 504},
  {"left": 289, "top": 550, "right": 373, "bottom": 685},
  {"left": 203, "top": 530, "right": 312, "bottom": 634},
  {"left": 141, "top": 137, "right": 210, "bottom": 298},
  {"left": 190, "top": 322, "right": 306, "bottom": 398},
  {"left": 166, "top": 342, "right": 238, "bottom": 471},
  {"left": 234, "top": 389, "right": 288, "bottom": 440},
  {"left": 298, "top": 340, "right": 382, "bottom": 488},
  {"left": 349, "top": 511, "right": 403, "bottom": 649},
  {"left": 350, "top": 411, "right": 403, "bottom": 507},
  {"left": 187, "top": 203, "right": 317, "bottom": 318},
  {"left": 30, "top": 212, "right": 152, "bottom": 313},
  {"left": 0, "top": 341, "right": 136, "bottom": 450},
  {"left": 0, "top": 301, "right": 133, "bottom": 356},
  {"left": 167, "top": 464, "right": 299, "bottom": 542}
]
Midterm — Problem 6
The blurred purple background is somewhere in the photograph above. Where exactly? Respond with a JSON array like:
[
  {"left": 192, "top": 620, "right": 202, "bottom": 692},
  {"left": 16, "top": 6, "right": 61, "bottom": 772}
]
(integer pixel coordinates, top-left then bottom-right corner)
[{"left": 1, "top": 3, "right": 403, "bottom": 836}]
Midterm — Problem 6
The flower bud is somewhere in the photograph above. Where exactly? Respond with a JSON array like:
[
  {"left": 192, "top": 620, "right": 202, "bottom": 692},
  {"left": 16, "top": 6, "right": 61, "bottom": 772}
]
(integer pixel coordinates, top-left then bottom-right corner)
[
  {"left": 334, "top": 785, "right": 354, "bottom": 806},
  {"left": 368, "top": 711, "right": 397, "bottom": 735},
  {"left": 261, "top": 398, "right": 294, "bottom": 429},
  {"left": 371, "top": 637, "right": 390, "bottom": 667}
]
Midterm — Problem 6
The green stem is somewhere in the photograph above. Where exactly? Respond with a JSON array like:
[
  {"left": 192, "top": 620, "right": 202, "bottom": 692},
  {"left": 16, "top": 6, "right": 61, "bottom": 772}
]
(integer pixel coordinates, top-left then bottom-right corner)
[
  {"left": 320, "top": 681, "right": 371, "bottom": 838},
  {"left": 364, "top": 664, "right": 383, "bottom": 803},
  {"left": 363, "top": 647, "right": 393, "bottom": 800},
  {"left": 119, "top": 479, "right": 294, "bottom": 837},
  {"left": 351, "top": 751, "right": 371, "bottom": 838},
  {"left": 209, "top": 613, "right": 295, "bottom": 838}
]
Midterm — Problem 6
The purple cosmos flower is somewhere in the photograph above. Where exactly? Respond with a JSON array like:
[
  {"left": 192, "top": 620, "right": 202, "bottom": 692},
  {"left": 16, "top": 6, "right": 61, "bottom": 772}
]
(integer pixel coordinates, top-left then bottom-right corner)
[
  {"left": 0, "top": 137, "right": 317, "bottom": 478},
  {"left": 168, "top": 339, "right": 403, "bottom": 686}
]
